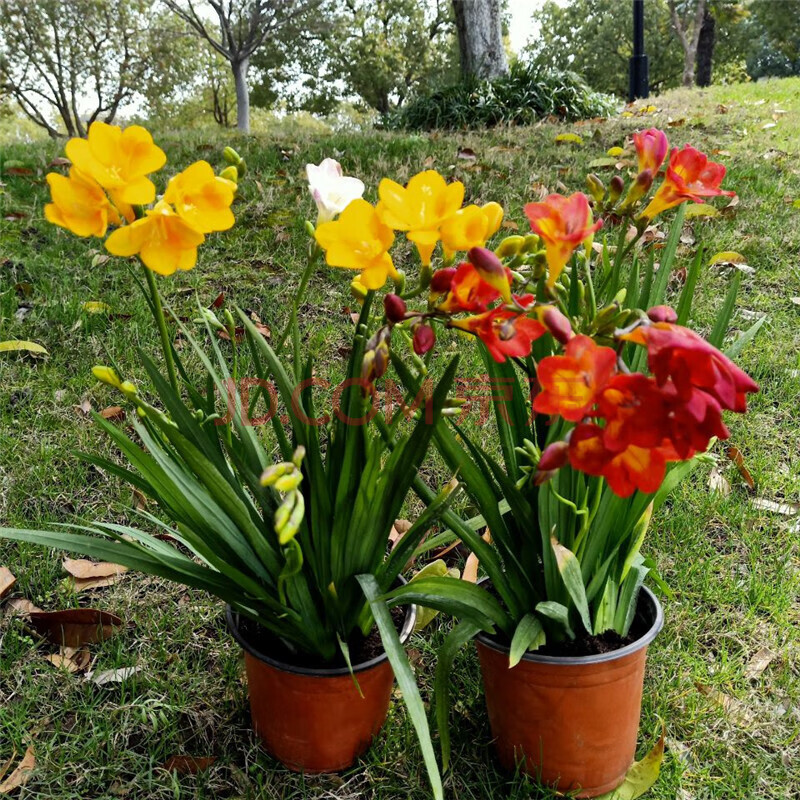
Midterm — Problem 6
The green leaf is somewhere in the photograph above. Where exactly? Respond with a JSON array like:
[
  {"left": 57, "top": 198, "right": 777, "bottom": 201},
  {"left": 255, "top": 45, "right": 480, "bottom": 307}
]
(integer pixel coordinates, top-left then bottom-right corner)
[
  {"left": 676, "top": 247, "right": 703, "bottom": 326},
  {"left": 708, "top": 271, "right": 741, "bottom": 349},
  {"left": 508, "top": 614, "right": 546, "bottom": 668},
  {"left": 724, "top": 314, "right": 766, "bottom": 359},
  {"left": 536, "top": 601, "right": 574, "bottom": 639},
  {"left": 409, "top": 560, "right": 460, "bottom": 632},
  {"left": 596, "top": 724, "right": 665, "bottom": 799},
  {"left": 356, "top": 575, "right": 443, "bottom": 800},
  {"left": 551, "top": 535, "right": 592, "bottom": 634}
]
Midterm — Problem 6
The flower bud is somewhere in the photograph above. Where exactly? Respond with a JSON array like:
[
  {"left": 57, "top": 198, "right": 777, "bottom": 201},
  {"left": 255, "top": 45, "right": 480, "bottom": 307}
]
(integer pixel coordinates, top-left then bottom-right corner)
[
  {"left": 586, "top": 173, "right": 605, "bottom": 204},
  {"left": 220, "top": 165, "right": 238, "bottom": 184},
  {"left": 412, "top": 323, "right": 435, "bottom": 355},
  {"left": 350, "top": 278, "right": 368, "bottom": 301},
  {"left": 495, "top": 235, "right": 525, "bottom": 258},
  {"left": 619, "top": 169, "right": 653, "bottom": 211},
  {"left": 92, "top": 365, "right": 123, "bottom": 389},
  {"left": 542, "top": 307, "right": 573, "bottom": 345},
  {"left": 538, "top": 440, "right": 570, "bottom": 472},
  {"left": 430, "top": 267, "right": 458, "bottom": 294},
  {"left": 521, "top": 234, "right": 541, "bottom": 253},
  {"left": 609, "top": 175, "right": 625, "bottom": 204},
  {"left": 468, "top": 246, "right": 511, "bottom": 302},
  {"left": 236, "top": 159, "right": 247, "bottom": 177},
  {"left": 384, "top": 293, "right": 407, "bottom": 324},
  {"left": 223, "top": 146, "right": 242, "bottom": 166},
  {"left": 647, "top": 305, "right": 678, "bottom": 323}
]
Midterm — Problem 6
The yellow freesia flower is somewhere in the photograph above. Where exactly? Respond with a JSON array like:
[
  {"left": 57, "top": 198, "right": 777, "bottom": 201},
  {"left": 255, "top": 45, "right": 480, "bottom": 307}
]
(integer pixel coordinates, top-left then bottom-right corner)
[
  {"left": 163, "top": 160, "right": 235, "bottom": 233},
  {"left": 439, "top": 202, "right": 504, "bottom": 260},
  {"left": 65, "top": 121, "right": 166, "bottom": 205},
  {"left": 377, "top": 170, "right": 464, "bottom": 265},
  {"left": 104, "top": 200, "right": 204, "bottom": 275},
  {"left": 44, "top": 168, "right": 121, "bottom": 238},
  {"left": 315, "top": 199, "right": 397, "bottom": 289}
]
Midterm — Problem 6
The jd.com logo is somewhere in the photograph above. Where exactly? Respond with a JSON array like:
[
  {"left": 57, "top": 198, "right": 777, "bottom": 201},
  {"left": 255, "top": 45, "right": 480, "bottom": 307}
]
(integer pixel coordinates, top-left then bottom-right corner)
[{"left": 215, "top": 376, "right": 524, "bottom": 427}]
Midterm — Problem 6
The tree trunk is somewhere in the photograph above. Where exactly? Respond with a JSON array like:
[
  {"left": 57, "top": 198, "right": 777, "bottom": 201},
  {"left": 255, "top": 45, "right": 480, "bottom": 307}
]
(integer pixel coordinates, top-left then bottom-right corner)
[
  {"left": 233, "top": 57, "right": 250, "bottom": 133},
  {"left": 695, "top": 9, "right": 716, "bottom": 88},
  {"left": 452, "top": 0, "right": 508, "bottom": 81}
]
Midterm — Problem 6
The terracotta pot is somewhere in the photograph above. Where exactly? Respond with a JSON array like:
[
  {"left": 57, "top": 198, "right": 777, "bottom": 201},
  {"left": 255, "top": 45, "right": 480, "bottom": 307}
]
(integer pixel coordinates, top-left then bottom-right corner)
[
  {"left": 226, "top": 601, "right": 416, "bottom": 773},
  {"left": 476, "top": 586, "right": 663, "bottom": 798}
]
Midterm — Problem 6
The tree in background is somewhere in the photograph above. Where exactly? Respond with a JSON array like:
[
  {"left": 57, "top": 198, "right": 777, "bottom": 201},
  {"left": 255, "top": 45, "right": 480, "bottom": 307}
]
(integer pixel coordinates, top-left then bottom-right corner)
[
  {"left": 747, "top": 0, "right": 800, "bottom": 79},
  {"left": 668, "top": 0, "right": 709, "bottom": 86},
  {"left": 0, "top": 0, "right": 173, "bottom": 137},
  {"left": 163, "top": 0, "right": 320, "bottom": 132},
  {"left": 452, "top": 0, "right": 508, "bottom": 80}
]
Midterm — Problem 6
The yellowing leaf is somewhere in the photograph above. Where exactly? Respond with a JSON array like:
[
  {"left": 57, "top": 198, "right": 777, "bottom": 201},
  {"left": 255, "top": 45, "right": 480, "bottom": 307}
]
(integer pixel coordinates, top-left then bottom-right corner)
[
  {"left": 82, "top": 301, "right": 112, "bottom": 314},
  {"left": 709, "top": 251, "right": 746, "bottom": 266},
  {"left": 555, "top": 132, "right": 583, "bottom": 145},
  {"left": 607, "top": 146, "right": 625, "bottom": 157},
  {"left": 0, "top": 747, "right": 35, "bottom": 794},
  {"left": 0, "top": 340, "right": 47, "bottom": 355},
  {"left": 589, "top": 157, "right": 619, "bottom": 168},
  {"left": 597, "top": 725, "right": 665, "bottom": 799},
  {"left": 411, "top": 560, "right": 460, "bottom": 631},
  {"left": 684, "top": 204, "right": 720, "bottom": 219}
]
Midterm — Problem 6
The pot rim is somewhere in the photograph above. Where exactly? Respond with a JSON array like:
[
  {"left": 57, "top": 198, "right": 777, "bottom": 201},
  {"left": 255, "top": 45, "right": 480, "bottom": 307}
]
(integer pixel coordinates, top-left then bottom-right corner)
[
  {"left": 226, "top": 586, "right": 417, "bottom": 677},
  {"left": 476, "top": 584, "right": 663, "bottom": 666}
]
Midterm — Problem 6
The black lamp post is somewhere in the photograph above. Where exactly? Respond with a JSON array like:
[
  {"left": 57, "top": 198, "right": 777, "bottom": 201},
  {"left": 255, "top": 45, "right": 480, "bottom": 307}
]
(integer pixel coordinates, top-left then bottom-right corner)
[{"left": 629, "top": 0, "right": 649, "bottom": 101}]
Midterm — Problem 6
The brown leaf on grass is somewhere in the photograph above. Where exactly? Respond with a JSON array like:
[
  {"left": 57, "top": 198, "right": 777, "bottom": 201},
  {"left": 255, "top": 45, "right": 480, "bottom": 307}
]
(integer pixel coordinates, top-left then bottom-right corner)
[
  {"left": 388, "top": 520, "right": 412, "bottom": 549},
  {"left": 422, "top": 155, "right": 435, "bottom": 168},
  {"left": 457, "top": 147, "right": 477, "bottom": 161},
  {"left": 88, "top": 666, "right": 141, "bottom": 685},
  {"left": 0, "top": 568, "right": 16, "bottom": 600},
  {"left": 0, "top": 747, "right": 35, "bottom": 794},
  {"left": 708, "top": 467, "right": 731, "bottom": 496},
  {"left": 749, "top": 497, "right": 799, "bottom": 516},
  {"left": 744, "top": 647, "right": 776, "bottom": 680},
  {"left": 462, "top": 530, "right": 492, "bottom": 584},
  {"left": 725, "top": 446, "right": 755, "bottom": 489},
  {"left": 3, "top": 211, "right": 28, "bottom": 221},
  {"left": 217, "top": 322, "right": 270, "bottom": 342},
  {"left": 209, "top": 291, "right": 225, "bottom": 309},
  {"left": 45, "top": 647, "right": 91, "bottom": 674},
  {"left": 74, "top": 399, "right": 92, "bottom": 416},
  {"left": 696, "top": 683, "right": 755, "bottom": 726},
  {"left": 160, "top": 756, "right": 217, "bottom": 774},
  {"left": 501, "top": 219, "right": 519, "bottom": 231},
  {"left": 0, "top": 753, "right": 14, "bottom": 784},
  {"left": 4, "top": 598, "right": 42, "bottom": 618},
  {"left": 131, "top": 488, "right": 148, "bottom": 511},
  {"left": 63, "top": 559, "right": 127, "bottom": 581},
  {"left": 28, "top": 609, "right": 123, "bottom": 648},
  {"left": 667, "top": 118, "right": 686, "bottom": 127},
  {"left": 99, "top": 405, "right": 125, "bottom": 422},
  {"left": 4, "top": 166, "right": 33, "bottom": 176}
]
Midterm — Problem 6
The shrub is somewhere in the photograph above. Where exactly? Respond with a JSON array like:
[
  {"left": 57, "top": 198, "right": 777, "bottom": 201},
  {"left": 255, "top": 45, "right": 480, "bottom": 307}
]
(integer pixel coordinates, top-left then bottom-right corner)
[{"left": 389, "top": 62, "right": 617, "bottom": 131}]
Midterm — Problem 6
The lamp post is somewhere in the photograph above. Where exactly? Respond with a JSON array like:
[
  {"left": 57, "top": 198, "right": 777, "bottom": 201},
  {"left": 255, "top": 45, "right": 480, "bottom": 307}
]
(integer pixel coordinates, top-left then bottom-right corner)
[{"left": 629, "top": 0, "right": 649, "bottom": 101}]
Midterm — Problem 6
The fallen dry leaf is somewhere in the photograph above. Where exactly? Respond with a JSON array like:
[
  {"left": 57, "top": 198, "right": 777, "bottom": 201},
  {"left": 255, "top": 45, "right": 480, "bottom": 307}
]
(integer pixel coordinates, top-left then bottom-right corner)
[
  {"left": 63, "top": 559, "right": 127, "bottom": 580},
  {"left": 74, "top": 399, "right": 92, "bottom": 416},
  {"left": 88, "top": 665, "right": 141, "bottom": 686},
  {"left": 0, "top": 747, "right": 35, "bottom": 794},
  {"left": 388, "top": 519, "right": 412, "bottom": 549},
  {"left": 726, "top": 446, "right": 755, "bottom": 489},
  {"left": 160, "top": 756, "right": 216, "bottom": 774},
  {"left": 4, "top": 598, "right": 42, "bottom": 618},
  {"left": 744, "top": 647, "right": 776, "bottom": 680},
  {"left": 48, "top": 157, "right": 71, "bottom": 167},
  {"left": 0, "top": 567, "right": 16, "bottom": 600},
  {"left": 749, "top": 497, "right": 799, "bottom": 516},
  {"left": 457, "top": 147, "right": 477, "bottom": 161},
  {"left": 696, "top": 683, "right": 755, "bottom": 726},
  {"left": 708, "top": 467, "right": 731, "bottom": 496},
  {"left": 28, "top": 608, "right": 123, "bottom": 648},
  {"left": 462, "top": 530, "right": 492, "bottom": 584},
  {"left": 132, "top": 488, "right": 148, "bottom": 511},
  {"left": 70, "top": 575, "right": 126, "bottom": 592},
  {"left": 45, "top": 647, "right": 91, "bottom": 674},
  {"left": 99, "top": 405, "right": 125, "bottom": 422}
]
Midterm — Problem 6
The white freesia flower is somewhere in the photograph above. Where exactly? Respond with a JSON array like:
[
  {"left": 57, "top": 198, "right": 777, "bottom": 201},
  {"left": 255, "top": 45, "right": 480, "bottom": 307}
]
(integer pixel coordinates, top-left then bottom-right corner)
[{"left": 306, "top": 158, "right": 365, "bottom": 224}]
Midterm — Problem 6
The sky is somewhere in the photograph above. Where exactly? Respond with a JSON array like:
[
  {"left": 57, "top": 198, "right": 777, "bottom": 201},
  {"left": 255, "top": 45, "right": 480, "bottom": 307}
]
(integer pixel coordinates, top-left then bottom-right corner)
[{"left": 508, "top": 0, "right": 555, "bottom": 54}]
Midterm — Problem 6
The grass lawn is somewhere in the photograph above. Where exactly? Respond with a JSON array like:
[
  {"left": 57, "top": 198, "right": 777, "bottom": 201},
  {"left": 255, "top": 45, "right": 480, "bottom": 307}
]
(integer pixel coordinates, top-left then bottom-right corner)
[{"left": 1, "top": 77, "right": 799, "bottom": 799}]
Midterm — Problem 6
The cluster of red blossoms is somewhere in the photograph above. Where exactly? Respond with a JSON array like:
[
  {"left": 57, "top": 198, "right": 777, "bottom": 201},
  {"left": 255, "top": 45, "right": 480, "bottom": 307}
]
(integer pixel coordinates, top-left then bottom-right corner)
[{"left": 534, "top": 307, "right": 758, "bottom": 497}]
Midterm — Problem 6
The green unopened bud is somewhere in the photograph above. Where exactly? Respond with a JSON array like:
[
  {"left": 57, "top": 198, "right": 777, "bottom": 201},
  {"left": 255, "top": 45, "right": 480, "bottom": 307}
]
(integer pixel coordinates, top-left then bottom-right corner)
[
  {"left": 442, "top": 407, "right": 463, "bottom": 417},
  {"left": 586, "top": 173, "right": 605, "bottom": 204},
  {"left": 392, "top": 268, "right": 406, "bottom": 296},
  {"left": 220, "top": 165, "right": 238, "bottom": 184},
  {"left": 613, "top": 288, "right": 627, "bottom": 305},
  {"left": 261, "top": 462, "right": 292, "bottom": 487},
  {"left": 521, "top": 234, "right": 541, "bottom": 253},
  {"left": 120, "top": 380, "right": 137, "bottom": 396},
  {"left": 350, "top": 278, "right": 368, "bottom": 301},
  {"left": 223, "top": 146, "right": 241, "bottom": 166},
  {"left": 292, "top": 446, "right": 306, "bottom": 468},
  {"left": 236, "top": 159, "right": 247, "bottom": 177},
  {"left": 495, "top": 235, "right": 525, "bottom": 258},
  {"left": 304, "top": 220, "right": 316, "bottom": 237},
  {"left": 92, "top": 365, "right": 123, "bottom": 389},
  {"left": 274, "top": 492, "right": 295, "bottom": 532},
  {"left": 275, "top": 471, "right": 303, "bottom": 492},
  {"left": 277, "top": 491, "right": 305, "bottom": 545},
  {"left": 196, "top": 308, "right": 225, "bottom": 331}
]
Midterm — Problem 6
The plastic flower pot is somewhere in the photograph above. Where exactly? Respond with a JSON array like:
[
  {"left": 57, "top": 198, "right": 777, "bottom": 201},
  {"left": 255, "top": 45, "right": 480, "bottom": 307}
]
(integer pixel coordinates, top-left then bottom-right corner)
[
  {"left": 475, "top": 586, "right": 663, "bottom": 798},
  {"left": 226, "top": 601, "right": 417, "bottom": 773}
]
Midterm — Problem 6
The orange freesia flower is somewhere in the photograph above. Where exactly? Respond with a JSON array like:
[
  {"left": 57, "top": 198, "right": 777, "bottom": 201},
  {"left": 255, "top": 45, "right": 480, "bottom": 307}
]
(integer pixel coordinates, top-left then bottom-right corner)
[
  {"left": 451, "top": 308, "right": 545, "bottom": 363},
  {"left": 44, "top": 168, "right": 121, "bottom": 238},
  {"left": 437, "top": 262, "right": 500, "bottom": 313},
  {"left": 632, "top": 128, "right": 669, "bottom": 175},
  {"left": 524, "top": 192, "right": 602, "bottom": 288},
  {"left": 315, "top": 198, "right": 397, "bottom": 289},
  {"left": 163, "top": 160, "right": 235, "bottom": 233},
  {"left": 533, "top": 335, "right": 617, "bottom": 421},
  {"left": 640, "top": 145, "right": 735, "bottom": 220},
  {"left": 104, "top": 200, "right": 204, "bottom": 275},
  {"left": 439, "top": 202, "right": 504, "bottom": 259},
  {"left": 65, "top": 121, "right": 167, "bottom": 205},
  {"left": 377, "top": 170, "right": 464, "bottom": 265}
]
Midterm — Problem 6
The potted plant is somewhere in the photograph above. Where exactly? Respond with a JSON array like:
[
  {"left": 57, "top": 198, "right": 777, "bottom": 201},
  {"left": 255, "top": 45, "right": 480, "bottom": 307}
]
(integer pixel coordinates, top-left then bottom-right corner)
[
  {"left": 0, "top": 125, "right": 462, "bottom": 794},
  {"left": 341, "top": 129, "right": 761, "bottom": 797}
]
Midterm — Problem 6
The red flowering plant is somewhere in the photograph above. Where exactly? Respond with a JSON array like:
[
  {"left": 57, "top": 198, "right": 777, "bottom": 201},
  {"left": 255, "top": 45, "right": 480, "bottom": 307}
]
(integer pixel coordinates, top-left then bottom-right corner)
[{"left": 351, "top": 130, "right": 761, "bottom": 766}]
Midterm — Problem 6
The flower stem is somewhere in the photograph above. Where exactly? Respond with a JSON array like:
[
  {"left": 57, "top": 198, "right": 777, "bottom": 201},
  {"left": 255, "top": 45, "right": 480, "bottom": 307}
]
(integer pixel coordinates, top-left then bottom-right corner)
[
  {"left": 141, "top": 261, "right": 178, "bottom": 392},
  {"left": 275, "top": 242, "right": 321, "bottom": 355}
]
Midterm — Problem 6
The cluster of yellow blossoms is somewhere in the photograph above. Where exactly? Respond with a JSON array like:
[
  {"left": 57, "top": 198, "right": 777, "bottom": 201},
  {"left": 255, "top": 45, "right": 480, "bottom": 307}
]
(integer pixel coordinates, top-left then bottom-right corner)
[
  {"left": 314, "top": 170, "right": 503, "bottom": 290},
  {"left": 45, "top": 121, "right": 236, "bottom": 275}
]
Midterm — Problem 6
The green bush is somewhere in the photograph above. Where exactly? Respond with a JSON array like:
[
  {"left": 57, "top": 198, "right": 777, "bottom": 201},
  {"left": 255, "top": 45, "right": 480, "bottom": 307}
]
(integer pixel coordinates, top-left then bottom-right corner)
[{"left": 389, "top": 62, "right": 617, "bottom": 131}]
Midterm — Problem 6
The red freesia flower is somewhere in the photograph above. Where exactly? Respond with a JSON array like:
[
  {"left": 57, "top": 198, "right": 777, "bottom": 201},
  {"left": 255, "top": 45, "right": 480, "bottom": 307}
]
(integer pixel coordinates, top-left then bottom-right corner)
[
  {"left": 534, "top": 335, "right": 617, "bottom": 421},
  {"left": 524, "top": 192, "right": 603, "bottom": 288},
  {"left": 632, "top": 128, "right": 669, "bottom": 175},
  {"left": 641, "top": 145, "right": 735, "bottom": 219},
  {"left": 437, "top": 262, "right": 501, "bottom": 313},
  {"left": 660, "top": 382, "right": 730, "bottom": 459},
  {"left": 596, "top": 373, "right": 669, "bottom": 452},
  {"left": 430, "top": 266, "right": 458, "bottom": 295},
  {"left": 452, "top": 308, "right": 545, "bottom": 363},
  {"left": 623, "top": 322, "right": 758, "bottom": 412}
]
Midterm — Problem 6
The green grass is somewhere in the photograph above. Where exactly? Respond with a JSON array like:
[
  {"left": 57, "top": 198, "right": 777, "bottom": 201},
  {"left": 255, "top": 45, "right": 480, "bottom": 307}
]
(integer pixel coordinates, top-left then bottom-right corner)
[{"left": 2, "top": 77, "right": 800, "bottom": 798}]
